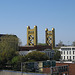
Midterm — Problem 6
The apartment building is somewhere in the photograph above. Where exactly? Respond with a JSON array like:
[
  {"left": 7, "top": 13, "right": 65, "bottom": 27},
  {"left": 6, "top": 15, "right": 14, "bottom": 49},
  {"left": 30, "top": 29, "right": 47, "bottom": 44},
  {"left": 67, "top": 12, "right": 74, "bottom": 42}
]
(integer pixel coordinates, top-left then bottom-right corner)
[{"left": 60, "top": 46, "right": 75, "bottom": 61}]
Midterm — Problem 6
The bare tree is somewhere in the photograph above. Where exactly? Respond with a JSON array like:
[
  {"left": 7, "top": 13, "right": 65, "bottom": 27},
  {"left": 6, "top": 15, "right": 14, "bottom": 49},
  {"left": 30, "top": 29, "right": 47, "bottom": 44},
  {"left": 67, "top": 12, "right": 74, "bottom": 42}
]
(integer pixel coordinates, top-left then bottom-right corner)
[
  {"left": 58, "top": 40, "right": 63, "bottom": 47},
  {"left": 72, "top": 41, "right": 75, "bottom": 46}
]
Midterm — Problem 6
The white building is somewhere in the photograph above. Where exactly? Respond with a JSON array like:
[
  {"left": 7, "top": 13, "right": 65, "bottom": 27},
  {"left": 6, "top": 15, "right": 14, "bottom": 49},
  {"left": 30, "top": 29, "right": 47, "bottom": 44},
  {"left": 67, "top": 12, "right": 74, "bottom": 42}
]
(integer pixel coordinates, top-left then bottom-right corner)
[{"left": 60, "top": 46, "right": 75, "bottom": 61}]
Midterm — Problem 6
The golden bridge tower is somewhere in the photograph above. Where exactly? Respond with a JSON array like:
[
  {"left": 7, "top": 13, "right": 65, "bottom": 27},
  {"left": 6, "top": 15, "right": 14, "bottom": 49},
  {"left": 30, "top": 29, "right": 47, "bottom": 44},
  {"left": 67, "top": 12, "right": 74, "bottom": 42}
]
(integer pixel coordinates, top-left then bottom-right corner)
[
  {"left": 27, "top": 26, "right": 37, "bottom": 46},
  {"left": 45, "top": 28, "right": 55, "bottom": 49}
]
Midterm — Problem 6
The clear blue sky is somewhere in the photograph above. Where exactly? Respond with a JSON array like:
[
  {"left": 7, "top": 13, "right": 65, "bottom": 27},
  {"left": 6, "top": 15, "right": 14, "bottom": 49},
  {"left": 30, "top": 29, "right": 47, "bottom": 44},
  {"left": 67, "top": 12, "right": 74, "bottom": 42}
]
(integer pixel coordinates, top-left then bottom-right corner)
[{"left": 0, "top": 0, "right": 75, "bottom": 46}]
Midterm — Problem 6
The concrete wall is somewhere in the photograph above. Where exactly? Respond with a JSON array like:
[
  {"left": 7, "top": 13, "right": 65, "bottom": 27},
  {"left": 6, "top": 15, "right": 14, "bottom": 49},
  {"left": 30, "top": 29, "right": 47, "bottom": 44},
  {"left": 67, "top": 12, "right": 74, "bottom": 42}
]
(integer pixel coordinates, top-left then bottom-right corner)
[{"left": 0, "top": 70, "right": 49, "bottom": 75}]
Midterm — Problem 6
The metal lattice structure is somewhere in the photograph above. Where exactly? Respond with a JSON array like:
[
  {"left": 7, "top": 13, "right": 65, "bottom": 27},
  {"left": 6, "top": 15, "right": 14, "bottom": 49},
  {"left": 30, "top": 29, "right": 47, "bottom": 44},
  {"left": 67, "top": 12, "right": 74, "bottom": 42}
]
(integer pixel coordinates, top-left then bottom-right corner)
[
  {"left": 27, "top": 26, "right": 37, "bottom": 46},
  {"left": 45, "top": 28, "right": 55, "bottom": 49}
]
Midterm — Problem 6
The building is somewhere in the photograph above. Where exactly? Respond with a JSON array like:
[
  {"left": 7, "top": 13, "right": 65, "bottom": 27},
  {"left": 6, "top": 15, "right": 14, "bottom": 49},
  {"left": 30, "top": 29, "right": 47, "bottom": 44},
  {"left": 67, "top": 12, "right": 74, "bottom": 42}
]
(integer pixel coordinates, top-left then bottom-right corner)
[
  {"left": 21, "top": 60, "right": 56, "bottom": 73},
  {"left": 21, "top": 61, "right": 69, "bottom": 75},
  {"left": 19, "top": 45, "right": 54, "bottom": 59},
  {"left": 56, "top": 61, "right": 75, "bottom": 75},
  {"left": 43, "top": 61, "right": 75, "bottom": 75},
  {"left": 19, "top": 48, "right": 54, "bottom": 59},
  {"left": 60, "top": 46, "right": 75, "bottom": 61},
  {"left": 0, "top": 34, "right": 18, "bottom": 41},
  {"left": 0, "top": 34, "right": 18, "bottom": 50},
  {"left": 19, "top": 49, "right": 36, "bottom": 56},
  {"left": 41, "top": 49, "right": 55, "bottom": 59}
]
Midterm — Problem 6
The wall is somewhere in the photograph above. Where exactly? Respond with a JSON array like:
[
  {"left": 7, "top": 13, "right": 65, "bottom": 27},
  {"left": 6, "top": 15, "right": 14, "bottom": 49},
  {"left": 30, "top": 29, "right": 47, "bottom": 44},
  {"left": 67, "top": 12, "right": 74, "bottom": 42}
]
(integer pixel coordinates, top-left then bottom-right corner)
[
  {"left": 0, "top": 70, "right": 49, "bottom": 75},
  {"left": 56, "top": 63, "right": 75, "bottom": 75},
  {"left": 43, "top": 68, "right": 51, "bottom": 74}
]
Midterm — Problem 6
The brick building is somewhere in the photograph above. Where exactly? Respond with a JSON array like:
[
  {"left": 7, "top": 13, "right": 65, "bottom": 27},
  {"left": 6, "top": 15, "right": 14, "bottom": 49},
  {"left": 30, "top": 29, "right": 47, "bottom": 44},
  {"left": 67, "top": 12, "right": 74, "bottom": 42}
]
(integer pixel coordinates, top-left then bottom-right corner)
[{"left": 56, "top": 62, "right": 75, "bottom": 75}]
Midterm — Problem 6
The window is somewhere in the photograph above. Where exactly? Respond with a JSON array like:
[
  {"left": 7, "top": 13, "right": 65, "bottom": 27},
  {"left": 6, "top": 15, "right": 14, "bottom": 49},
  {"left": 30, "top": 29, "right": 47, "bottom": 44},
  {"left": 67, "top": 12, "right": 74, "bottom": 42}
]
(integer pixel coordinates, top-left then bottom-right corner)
[
  {"left": 67, "top": 56, "right": 68, "bottom": 59},
  {"left": 64, "top": 51, "right": 65, "bottom": 54},
  {"left": 61, "top": 48, "right": 71, "bottom": 50},
  {"left": 48, "top": 52, "right": 49, "bottom": 56},
  {"left": 68, "top": 48, "right": 71, "bottom": 50},
  {"left": 61, "top": 56, "right": 63, "bottom": 59},
  {"left": 67, "top": 51, "right": 68, "bottom": 54},
  {"left": 69, "top": 51, "right": 71, "bottom": 54},
  {"left": 73, "top": 56, "right": 74, "bottom": 60},
  {"left": 73, "top": 51, "right": 75, "bottom": 54},
  {"left": 72, "top": 48, "right": 75, "bottom": 50},
  {"left": 64, "top": 56, "right": 65, "bottom": 59},
  {"left": 73, "top": 56, "right": 75, "bottom": 60},
  {"left": 61, "top": 51, "right": 63, "bottom": 54},
  {"left": 70, "top": 56, "right": 71, "bottom": 60}
]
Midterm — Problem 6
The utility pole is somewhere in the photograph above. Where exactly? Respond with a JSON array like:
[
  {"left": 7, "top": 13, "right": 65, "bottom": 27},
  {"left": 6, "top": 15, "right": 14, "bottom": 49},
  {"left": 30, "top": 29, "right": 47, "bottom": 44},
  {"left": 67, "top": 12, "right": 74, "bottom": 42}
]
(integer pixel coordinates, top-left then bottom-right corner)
[
  {"left": 50, "top": 67, "right": 53, "bottom": 75},
  {"left": 21, "top": 62, "right": 23, "bottom": 75}
]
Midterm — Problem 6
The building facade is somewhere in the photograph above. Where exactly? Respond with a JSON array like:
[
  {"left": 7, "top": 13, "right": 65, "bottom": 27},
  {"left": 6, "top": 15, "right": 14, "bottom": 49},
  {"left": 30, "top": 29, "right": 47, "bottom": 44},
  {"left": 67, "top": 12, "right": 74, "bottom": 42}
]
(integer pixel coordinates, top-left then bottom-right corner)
[
  {"left": 60, "top": 46, "right": 75, "bottom": 61},
  {"left": 41, "top": 49, "right": 55, "bottom": 59},
  {"left": 56, "top": 62, "right": 75, "bottom": 75},
  {"left": 0, "top": 34, "right": 18, "bottom": 50}
]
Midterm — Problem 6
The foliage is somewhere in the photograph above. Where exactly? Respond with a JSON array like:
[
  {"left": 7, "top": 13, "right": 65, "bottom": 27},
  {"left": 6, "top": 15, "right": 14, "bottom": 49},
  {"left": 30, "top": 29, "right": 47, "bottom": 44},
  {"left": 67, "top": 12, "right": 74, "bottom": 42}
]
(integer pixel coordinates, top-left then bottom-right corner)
[
  {"left": 11, "top": 55, "right": 27, "bottom": 70},
  {"left": 53, "top": 50, "right": 61, "bottom": 61},
  {"left": 38, "top": 43, "right": 47, "bottom": 46},
  {"left": 57, "top": 40, "right": 64, "bottom": 47},
  {"left": 72, "top": 41, "right": 75, "bottom": 46},
  {"left": 11, "top": 56, "right": 21, "bottom": 70},
  {"left": 25, "top": 51, "right": 49, "bottom": 61},
  {"left": 0, "top": 35, "right": 20, "bottom": 69},
  {"left": 0, "top": 56, "right": 3, "bottom": 69}
]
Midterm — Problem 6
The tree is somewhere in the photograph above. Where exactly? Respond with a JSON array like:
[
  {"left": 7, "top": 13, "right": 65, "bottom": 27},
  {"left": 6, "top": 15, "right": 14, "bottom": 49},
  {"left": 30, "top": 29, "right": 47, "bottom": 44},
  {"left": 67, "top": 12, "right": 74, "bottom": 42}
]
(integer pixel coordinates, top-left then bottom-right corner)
[
  {"left": 56, "top": 40, "right": 65, "bottom": 48},
  {"left": 53, "top": 50, "right": 61, "bottom": 61},
  {"left": 72, "top": 41, "right": 75, "bottom": 46},
  {"left": 25, "top": 51, "right": 49, "bottom": 62},
  {"left": 11, "top": 55, "right": 28, "bottom": 70},
  {"left": 38, "top": 43, "right": 47, "bottom": 46},
  {"left": 58, "top": 40, "right": 63, "bottom": 46},
  {"left": 0, "top": 35, "right": 20, "bottom": 69}
]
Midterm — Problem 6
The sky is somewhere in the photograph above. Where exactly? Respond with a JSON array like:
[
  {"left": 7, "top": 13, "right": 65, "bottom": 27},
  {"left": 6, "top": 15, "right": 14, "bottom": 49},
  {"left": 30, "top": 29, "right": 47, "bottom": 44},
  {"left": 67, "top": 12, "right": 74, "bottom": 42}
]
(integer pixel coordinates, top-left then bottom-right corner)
[{"left": 0, "top": 0, "right": 75, "bottom": 46}]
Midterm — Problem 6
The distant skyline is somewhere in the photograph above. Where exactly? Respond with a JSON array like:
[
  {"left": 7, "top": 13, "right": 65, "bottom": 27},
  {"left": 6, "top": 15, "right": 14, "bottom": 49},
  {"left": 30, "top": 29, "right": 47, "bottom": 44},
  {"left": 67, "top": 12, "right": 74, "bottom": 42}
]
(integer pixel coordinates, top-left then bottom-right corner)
[{"left": 0, "top": 0, "right": 75, "bottom": 46}]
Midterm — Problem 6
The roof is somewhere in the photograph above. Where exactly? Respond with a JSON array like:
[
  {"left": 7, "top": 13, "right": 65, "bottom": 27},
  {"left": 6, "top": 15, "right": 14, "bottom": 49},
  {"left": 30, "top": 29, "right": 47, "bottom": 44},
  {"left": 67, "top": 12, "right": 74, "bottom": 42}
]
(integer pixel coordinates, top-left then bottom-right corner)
[{"left": 0, "top": 34, "right": 17, "bottom": 38}]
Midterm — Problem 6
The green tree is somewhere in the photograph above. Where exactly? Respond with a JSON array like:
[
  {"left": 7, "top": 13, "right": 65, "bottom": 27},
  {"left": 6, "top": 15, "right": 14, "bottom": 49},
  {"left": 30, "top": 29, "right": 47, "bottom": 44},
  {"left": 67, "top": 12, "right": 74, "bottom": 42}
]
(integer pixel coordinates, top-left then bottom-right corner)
[
  {"left": 25, "top": 51, "right": 49, "bottom": 62},
  {"left": 38, "top": 43, "right": 47, "bottom": 46},
  {"left": 11, "top": 55, "right": 26, "bottom": 70},
  {"left": 0, "top": 35, "right": 20, "bottom": 69},
  {"left": 53, "top": 50, "right": 61, "bottom": 61}
]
